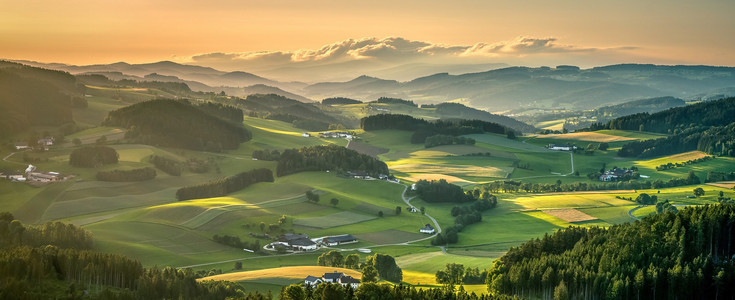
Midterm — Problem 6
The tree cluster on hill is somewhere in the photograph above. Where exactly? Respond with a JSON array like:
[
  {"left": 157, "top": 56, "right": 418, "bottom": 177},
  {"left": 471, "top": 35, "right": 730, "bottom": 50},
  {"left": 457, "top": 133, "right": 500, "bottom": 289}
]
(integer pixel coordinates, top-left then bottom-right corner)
[
  {"left": 413, "top": 179, "right": 476, "bottom": 203},
  {"left": 434, "top": 102, "right": 537, "bottom": 133},
  {"left": 69, "top": 146, "right": 119, "bottom": 167},
  {"left": 366, "top": 253, "right": 403, "bottom": 283},
  {"left": 656, "top": 155, "right": 712, "bottom": 171},
  {"left": 322, "top": 97, "right": 363, "bottom": 105},
  {"left": 371, "top": 97, "right": 417, "bottom": 107},
  {"left": 96, "top": 167, "right": 156, "bottom": 182},
  {"left": 361, "top": 114, "right": 516, "bottom": 144},
  {"left": 591, "top": 96, "right": 686, "bottom": 120},
  {"left": 252, "top": 149, "right": 281, "bottom": 161},
  {"left": 212, "top": 234, "right": 261, "bottom": 252},
  {"left": 425, "top": 134, "right": 475, "bottom": 148},
  {"left": 487, "top": 204, "right": 735, "bottom": 299},
  {"left": 276, "top": 144, "right": 388, "bottom": 177},
  {"left": 618, "top": 122, "right": 735, "bottom": 157},
  {"left": 634, "top": 193, "right": 658, "bottom": 205},
  {"left": 435, "top": 263, "right": 488, "bottom": 286},
  {"left": 104, "top": 99, "right": 252, "bottom": 152},
  {"left": 195, "top": 102, "right": 244, "bottom": 123},
  {"left": 433, "top": 192, "right": 497, "bottom": 245},
  {"left": 149, "top": 154, "right": 182, "bottom": 176},
  {"left": 176, "top": 168, "right": 274, "bottom": 200},
  {"left": 0, "top": 212, "right": 93, "bottom": 250},
  {"left": 706, "top": 171, "right": 735, "bottom": 182},
  {"left": 0, "top": 63, "right": 79, "bottom": 139},
  {"left": 242, "top": 94, "right": 346, "bottom": 131}
]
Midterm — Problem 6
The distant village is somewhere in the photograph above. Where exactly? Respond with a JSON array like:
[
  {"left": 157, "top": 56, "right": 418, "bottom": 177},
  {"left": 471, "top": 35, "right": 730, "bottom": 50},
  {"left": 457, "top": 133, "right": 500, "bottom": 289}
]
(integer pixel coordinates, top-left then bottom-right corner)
[{"left": 2, "top": 137, "right": 68, "bottom": 184}]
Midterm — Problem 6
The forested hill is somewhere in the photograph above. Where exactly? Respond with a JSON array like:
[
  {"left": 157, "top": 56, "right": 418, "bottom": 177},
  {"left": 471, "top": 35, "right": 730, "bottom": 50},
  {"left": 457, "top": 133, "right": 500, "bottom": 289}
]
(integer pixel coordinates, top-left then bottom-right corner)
[
  {"left": 588, "top": 96, "right": 735, "bottom": 134},
  {"left": 591, "top": 96, "right": 686, "bottom": 119},
  {"left": 434, "top": 103, "right": 537, "bottom": 133},
  {"left": 0, "top": 61, "right": 82, "bottom": 138},
  {"left": 360, "top": 114, "right": 517, "bottom": 144},
  {"left": 103, "top": 99, "right": 251, "bottom": 152},
  {"left": 487, "top": 204, "right": 735, "bottom": 300},
  {"left": 241, "top": 94, "right": 347, "bottom": 131}
]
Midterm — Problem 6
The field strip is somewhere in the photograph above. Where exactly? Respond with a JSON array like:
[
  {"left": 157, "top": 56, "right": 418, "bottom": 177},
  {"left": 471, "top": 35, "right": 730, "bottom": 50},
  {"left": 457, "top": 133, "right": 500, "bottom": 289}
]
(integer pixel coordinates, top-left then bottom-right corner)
[
  {"left": 180, "top": 194, "right": 307, "bottom": 228},
  {"left": 199, "top": 266, "right": 361, "bottom": 282},
  {"left": 706, "top": 181, "right": 735, "bottom": 189},
  {"left": 249, "top": 125, "right": 302, "bottom": 136}
]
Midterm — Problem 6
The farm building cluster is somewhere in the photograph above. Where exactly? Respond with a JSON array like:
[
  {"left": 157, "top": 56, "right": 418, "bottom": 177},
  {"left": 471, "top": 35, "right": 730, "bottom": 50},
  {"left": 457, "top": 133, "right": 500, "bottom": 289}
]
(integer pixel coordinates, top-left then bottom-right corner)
[
  {"left": 14, "top": 137, "right": 55, "bottom": 151},
  {"left": 1, "top": 164, "right": 67, "bottom": 184},
  {"left": 265, "top": 233, "right": 358, "bottom": 252},
  {"left": 547, "top": 144, "right": 578, "bottom": 151},
  {"left": 304, "top": 271, "right": 360, "bottom": 289},
  {"left": 599, "top": 167, "right": 636, "bottom": 182},
  {"left": 318, "top": 132, "right": 354, "bottom": 139}
]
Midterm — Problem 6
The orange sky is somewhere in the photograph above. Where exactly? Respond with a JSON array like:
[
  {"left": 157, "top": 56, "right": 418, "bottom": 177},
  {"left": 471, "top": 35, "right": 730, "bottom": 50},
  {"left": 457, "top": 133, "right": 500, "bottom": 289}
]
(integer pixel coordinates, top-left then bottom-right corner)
[{"left": 1, "top": 0, "right": 734, "bottom": 66}]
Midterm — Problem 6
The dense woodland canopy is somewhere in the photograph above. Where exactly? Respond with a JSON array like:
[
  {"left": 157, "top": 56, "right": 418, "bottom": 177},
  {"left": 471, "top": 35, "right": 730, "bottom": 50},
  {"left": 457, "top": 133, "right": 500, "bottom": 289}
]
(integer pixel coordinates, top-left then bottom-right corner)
[
  {"left": 434, "top": 102, "right": 537, "bottom": 133},
  {"left": 176, "top": 168, "right": 274, "bottom": 201},
  {"left": 360, "top": 114, "right": 515, "bottom": 144},
  {"left": 96, "top": 167, "right": 157, "bottom": 182},
  {"left": 69, "top": 146, "right": 119, "bottom": 167},
  {"left": 487, "top": 204, "right": 735, "bottom": 300},
  {"left": 104, "top": 99, "right": 252, "bottom": 152},
  {"left": 242, "top": 94, "right": 346, "bottom": 131},
  {"left": 0, "top": 62, "right": 80, "bottom": 139},
  {"left": 276, "top": 144, "right": 389, "bottom": 177},
  {"left": 322, "top": 97, "right": 363, "bottom": 105}
]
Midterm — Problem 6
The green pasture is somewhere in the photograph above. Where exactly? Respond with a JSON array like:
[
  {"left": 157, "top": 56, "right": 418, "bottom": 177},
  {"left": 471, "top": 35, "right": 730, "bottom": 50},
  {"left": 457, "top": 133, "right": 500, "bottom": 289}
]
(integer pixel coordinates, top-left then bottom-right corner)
[{"left": 293, "top": 211, "right": 377, "bottom": 228}]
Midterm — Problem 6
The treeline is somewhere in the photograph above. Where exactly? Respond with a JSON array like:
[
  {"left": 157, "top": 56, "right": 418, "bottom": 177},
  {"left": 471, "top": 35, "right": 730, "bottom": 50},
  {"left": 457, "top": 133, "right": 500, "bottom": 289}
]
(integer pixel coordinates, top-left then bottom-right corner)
[
  {"left": 322, "top": 97, "right": 362, "bottom": 105},
  {"left": 435, "top": 263, "right": 488, "bottom": 286},
  {"left": 104, "top": 99, "right": 252, "bottom": 152},
  {"left": 276, "top": 145, "right": 388, "bottom": 177},
  {"left": 0, "top": 62, "right": 79, "bottom": 139},
  {"left": 414, "top": 179, "right": 476, "bottom": 203},
  {"left": 656, "top": 155, "right": 713, "bottom": 170},
  {"left": 69, "top": 146, "right": 119, "bottom": 167},
  {"left": 176, "top": 168, "right": 274, "bottom": 200},
  {"left": 361, "top": 114, "right": 515, "bottom": 144},
  {"left": 212, "top": 234, "right": 261, "bottom": 252},
  {"left": 487, "top": 204, "right": 735, "bottom": 299},
  {"left": 433, "top": 197, "right": 497, "bottom": 245},
  {"left": 96, "top": 167, "right": 156, "bottom": 182},
  {"left": 707, "top": 171, "right": 735, "bottom": 182},
  {"left": 434, "top": 102, "right": 537, "bottom": 133},
  {"left": 371, "top": 97, "right": 417, "bottom": 107},
  {"left": 425, "top": 134, "right": 475, "bottom": 148},
  {"left": 242, "top": 94, "right": 346, "bottom": 131},
  {"left": 277, "top": 282, "right": 512, "bottom": 300},
  {"left": 482, "top": 172, "right": 701, "bottom": 193},
  {"left": 0, "top": 213, "right": 93, "bottom": 250},
  {"left": 195, "top": 101, "right": 244, "bottom": 124},
  {"left": 587, "top": 96, "right": 735, "bottom": 134},
  {"left": 618, "top": 122, "right": 735, "bottom": 157},
  {"left": 149, "top": 154, "right": 182, "bottom": 176},
  {"left": 252, "top": 149, "right": 281, "bottom": 161}
]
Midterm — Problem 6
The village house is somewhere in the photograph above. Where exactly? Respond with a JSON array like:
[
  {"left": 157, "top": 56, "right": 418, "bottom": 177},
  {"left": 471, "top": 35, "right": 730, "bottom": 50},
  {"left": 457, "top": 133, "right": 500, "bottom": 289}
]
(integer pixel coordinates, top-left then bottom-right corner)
[
  {"left": 14, "top": 142, "right": 29, "bottom": 150},
  {"left": 548, "top": 144, "right": 577, "bottom": 151},
  {"left": 306, "top": 271, "right": 360, "bottom": 289},
  {"left": 420, "top": 224, "right": 435, "bottom": 234},
  {"left": 302, "top": 132, "right": 311, "bottom": 137},
  {"left": 279, "top": 233, "right": 317, "bottom": 251},
  {"left": 599, "top": 167, "right": 634, "bottom": 182},
  {"left": 322, "top": 234, "right": 358, "bottom": 246},
  {"left": 304, "top": 275, "right": 323, "bottom": 286},
  {"left": 347, "top": 171, "right": 370, "bottom": 179}
]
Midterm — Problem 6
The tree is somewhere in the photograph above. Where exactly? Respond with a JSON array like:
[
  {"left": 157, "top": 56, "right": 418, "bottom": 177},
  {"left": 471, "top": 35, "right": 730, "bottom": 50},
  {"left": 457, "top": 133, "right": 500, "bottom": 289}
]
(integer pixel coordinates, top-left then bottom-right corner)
[
  {"left": 361, "top": 265, "right": 378, "bottom": 283},
  {"left": 554, "top": 280, "right": 569, "bottom": 300},
  {"left": 281, "top": 284, "right": 306, "bottom": 300},
  {"left": 365, "top": 253, "right": 402, "bottom": 282},
  {"left": 317, "top": 250, "right": 344, "bottom": 267},
  {"left": 395, "top": 206, "right": 401, "bottom": 215},
  {"left": 506, "top": 130, "right": 516, "bottom": 139},
  {"left": 377, "top": 211, "right": 384, "bottom": 217},
  {"left": 72, "top": 138, "right": 82, "bottom": 147},
  {"left": 233, "top": 262, "right": 242, "bottom": 270},
  {"left": 344, "top": 254, "right": 360, "bottom": 269},
  {"left": 599, "top": 142, "right": 609, "bottom": 151},
  {"left": 330, "top": 198, "right": 339, "bottom": 207},
  {"left": 693, "top": 187, "right": 705, "bottom": 197},
  {"left": 420, "top": 206, "right": 426, "bottom": 215},
  {"left": 259, "top": 222, "right": 266, "bottom": 232},
  {"left": 435, "top": 263, "right": 465, "bottom": 286},
  {"left": 95, "top": 135, "right": 107, "bottom": 145}
]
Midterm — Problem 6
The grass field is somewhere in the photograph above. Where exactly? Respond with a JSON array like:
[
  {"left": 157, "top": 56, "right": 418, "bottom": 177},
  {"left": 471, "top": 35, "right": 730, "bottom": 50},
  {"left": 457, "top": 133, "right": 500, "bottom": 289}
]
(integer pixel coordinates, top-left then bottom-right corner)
[{"left": 293, "top": 211, "right": 377, "bottom": 228}]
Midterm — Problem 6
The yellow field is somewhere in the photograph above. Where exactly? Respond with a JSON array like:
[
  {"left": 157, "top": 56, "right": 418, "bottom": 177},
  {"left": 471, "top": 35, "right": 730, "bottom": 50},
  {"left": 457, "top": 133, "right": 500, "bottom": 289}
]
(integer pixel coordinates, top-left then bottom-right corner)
[
  {"left": 542, "top": 208, "right": 598, "bottom": 222},
  {"left": 390, "top": 163, "right": 511, "bottom": 178},
  {"left": 199, "top": 266, "right": 361, "bottom": 282},
  {"left": 402, "top": 270, "right": 437, "bottom": 285},
  {"left": 511, "top": 193, "right": 633, "bottom": 210},
  {"left": 636, "top": 151, "right": 710, "bottom": 169},
  {"left": 542, "top": 132, "right": 635, "bottom": 142}
]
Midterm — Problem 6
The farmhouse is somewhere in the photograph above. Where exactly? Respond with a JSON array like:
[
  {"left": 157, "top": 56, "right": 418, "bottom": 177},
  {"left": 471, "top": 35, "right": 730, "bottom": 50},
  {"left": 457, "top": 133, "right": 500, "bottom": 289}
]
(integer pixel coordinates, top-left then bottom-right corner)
[
  {"left": 289, "top": 238, "right": 317, "bottom": 251},
  {"left": 302, "top": 132, "right": 311, "bottom": 137},
  {"left": 420, "top": 224, "right": 435, "bottom": 234},
  {"left": 308, "top": 271, "right": 360, "bottom": 288},
  {"left": 599, "top": 167, "right": 634, "bottom": 182},
  {"left": 38, "top": 137, "right": 54, "bottom": 146},
  {"left": 14, "top": 142, "right": 29, "bottom": 150},
  {"left": 27, "top": 172, "right": 61, "bottom": 182},
  {"left": 304, "top": 275, "right": 322, "bottom": 286},
  {"left": 347, "top": 171, "right": 370, "bottom": 179},
  {"left": 322, "top": 234, "right": 358, "bottom": 246},
  {"left": 548, "top": 144, "right": 577, "bottom": 151}
]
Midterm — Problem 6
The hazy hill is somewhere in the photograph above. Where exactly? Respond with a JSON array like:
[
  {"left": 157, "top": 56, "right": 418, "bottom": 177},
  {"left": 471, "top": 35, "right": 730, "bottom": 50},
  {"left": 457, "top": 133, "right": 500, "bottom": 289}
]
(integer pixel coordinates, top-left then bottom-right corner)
[
  {"left": 103, "top": 99, "right": 251, "bottom": 151},
  {"left": 434, "top": 103, "right": 537, "bottom": 133},
  {"left": 592, "top": 96, "right": 686, "bottom": 118},
  {"left": 240, "top": 94, "right": 346, "bottom": 131},
  {"left": 242, "top": 84, "right": 313, "bottom": 103},
  {"left": 0, "top": 61, "right": 80, "bottom": 138}
]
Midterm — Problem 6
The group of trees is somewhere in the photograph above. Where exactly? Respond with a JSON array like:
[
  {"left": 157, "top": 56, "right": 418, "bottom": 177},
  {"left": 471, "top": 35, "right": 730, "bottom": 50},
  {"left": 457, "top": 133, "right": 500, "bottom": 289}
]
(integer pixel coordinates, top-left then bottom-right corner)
[
  {"left": 242, "top": 94, "right": 346, "bottom": 131},
  {"left": 276, "top": 145, "right": 388, "bottom": 177},
  {"left": 212, "top": 234, "right": 261, "bottom": 252},
  {"left": 316, "top": 251, "right": 361, "bottom": 269},
  {"left": 482, "top": 172, "right": 701, "bottom": 194},
  {"left": 413, "top": 179, "right": 477, "bottom": 203},
  {"left": 195, "top": 101, "right": 244, "bottom": 124},
  {"left": 424, "top": 134, "right": 475, "bottom": 148},
  {"left": 69, "top": 146, "right": 119, "bottom": 167},
  {"left": 96, "top": 167, "right": 157, "bottom": 182},
  {"left": 365, "top": 254, "right": 403, "bottom": 283},
  {"left": 429, "top": 185, "right": 498, "bottom": 245},
  {"left": 706, "top": 171, "right": 735, "bottom": 182},
  {"left": 487, "top": 204, "right": 735, "bottom": 299},
  {"left": 634, "top": 193, "right": 658, "bottom": 205},
  {"left": 252, "top": 149, "right": 281, "bottom": 161},
  {"left": 278, "top": 282, "right": 513, "bottom": 300},
  {"left": 104, "top": 99, "right": 252, "bottom": 152},
  {"left": 322, "top": 97, "right": 363, "bottom": 105},
  {"left": 149, "top": 154, "right": 182, "bottom": 176},
  {"left": 176, "top": 168, "right": 274, "bottom": 200},
  {"left": 433, "top": 102, "right": 537, "bottom": 133},
  {"left": 656, "top": 155, "right": 713, "bottom": 171},
  {"left": 435, "top": 263, "right": 487, "bottom": 286},
  {"left": 360, "top": 114, "right": 516, "bottom": 144}
]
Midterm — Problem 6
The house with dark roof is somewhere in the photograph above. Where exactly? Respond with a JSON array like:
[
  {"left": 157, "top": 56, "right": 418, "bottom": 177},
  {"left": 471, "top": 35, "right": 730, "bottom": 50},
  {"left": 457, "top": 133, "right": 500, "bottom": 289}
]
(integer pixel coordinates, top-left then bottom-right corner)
[
  {"left": 322, "top": 234, "right": 358, "bottom": 246},
  {"left": 322, "top": 271, "right": 344, "bottom": 283},
  {"left": 289, "top": 237, "right": 317, "bottom": 251},
  {"left": 420, "top": 224, "right": 435, "bottom": 234},
  {"left": 304, "top": 275, "right": 322, "bottom": 286},
  {"left": 548, "top": 144, "right": 577, "bottom": 151},
  {"left": 339, "top": 275, "right": 360, "bottom": 289}
]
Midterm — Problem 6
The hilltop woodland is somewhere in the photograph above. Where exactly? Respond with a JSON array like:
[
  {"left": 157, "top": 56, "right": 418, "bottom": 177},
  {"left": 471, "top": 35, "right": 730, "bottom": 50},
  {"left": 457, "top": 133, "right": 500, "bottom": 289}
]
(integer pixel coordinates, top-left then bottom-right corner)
[
  {"left": 322, "top": 97, "right": 363, "bottom": 105},
  {"left": 96, "top": 167, "right": 156, "bottom": 182},
  {"left": 360, "top": 114, "right": 516, "bottom": 144},
  {"left": 276, "top": 145, "right": 389, "bottom": 177},
  {"left": 241, "top": 94, "right": 347, "bottom": 131},
  {"left": 585, "top": 97, "right": 735, "bottom": 157},
  {"left": 103, "top": 99, "right": 251, "bottom": 152},
  {"left": 487, "top": 204, "right": 735, "bottom": 300},
  {"left": 0, "top": 212, "right": 250, "bottom": 299},
  {"left": 0, "top": 62, "right": 81, "bottom": 139},
  {"left": 69, "top": 146, "right": 119, "bottom": 167}
]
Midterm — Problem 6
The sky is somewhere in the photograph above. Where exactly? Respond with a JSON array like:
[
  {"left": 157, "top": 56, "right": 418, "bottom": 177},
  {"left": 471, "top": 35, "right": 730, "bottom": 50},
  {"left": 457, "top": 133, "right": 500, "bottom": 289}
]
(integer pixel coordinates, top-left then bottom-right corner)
[{"left": 2, "top": 0, "right": 734, "bottom": 79}]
